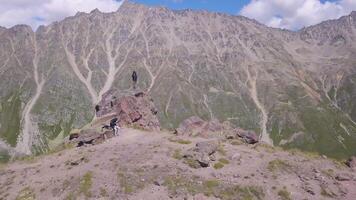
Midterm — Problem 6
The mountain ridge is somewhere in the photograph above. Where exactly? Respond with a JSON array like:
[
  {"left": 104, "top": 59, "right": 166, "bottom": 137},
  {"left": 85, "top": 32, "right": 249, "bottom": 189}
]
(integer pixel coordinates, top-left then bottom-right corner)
[{"left": 0, "top": 1, "right": 355, "bottom": 159}]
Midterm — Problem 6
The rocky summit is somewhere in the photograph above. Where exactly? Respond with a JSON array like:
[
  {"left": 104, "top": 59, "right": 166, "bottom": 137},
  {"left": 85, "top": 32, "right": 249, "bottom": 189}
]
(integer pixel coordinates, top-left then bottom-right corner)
[{"left": 0, "top": 1, "right": 356, "bottom": 160}]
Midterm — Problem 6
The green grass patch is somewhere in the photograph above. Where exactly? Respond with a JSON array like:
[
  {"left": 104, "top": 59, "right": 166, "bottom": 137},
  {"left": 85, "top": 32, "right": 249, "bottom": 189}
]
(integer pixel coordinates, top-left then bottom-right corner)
[
  {"left": 163, "top": 175, "right": 264, "bottom": 200},
  {"left": 184, "top": 158, "right": 201, "bottom": 168},
  {"left": 213, "top": 162, "right": 225, "bottom": 169},
  {"left": 168, "top": 138, "right": 192, "bottom": 145},
  {"left": 278, "top": 187, "right": 291, "bottom": 200},
  {"left": 217, "top": 145, "right": 226, "bottom": 156},
  {"left": 172, "top": 149, "right": 183, "bottom": 160},
  {"left": 219, "top": 158, "right": 230, "bottom": 165},
  {"left": 267, "top": 159, "right": 292, "bottom": 173},
  {"left": 79, "top": 171, "right": 92, "bottom": 198},
  {"left": 117, "top": 171, "right": 146, "bottom": 194},
  {"left": 15, "top": 187, "right": 35, "bottom": 200}
]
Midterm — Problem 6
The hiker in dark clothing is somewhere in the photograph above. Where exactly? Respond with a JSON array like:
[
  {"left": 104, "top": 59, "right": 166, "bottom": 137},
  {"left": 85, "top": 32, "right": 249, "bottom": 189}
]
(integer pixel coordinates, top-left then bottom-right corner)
[
  {"left": 132, "top": 71, "right": 138, "bottom": 89},
  {"left": 95, "top": 105, "right": 100, "bottom": 112},
  {"left": 110, "top": 118, "right": 120, "bottom": 136}
]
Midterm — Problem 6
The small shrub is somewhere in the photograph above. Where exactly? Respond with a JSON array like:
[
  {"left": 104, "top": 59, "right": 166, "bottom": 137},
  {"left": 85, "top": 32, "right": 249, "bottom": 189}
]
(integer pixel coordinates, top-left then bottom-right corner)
[
  {"left": 213, "top": 162, "right": 224, "bottom": 169},
  {"left": 267, "top": 159, "right": 292, "bottom": 173},
  {"left": 172, "top": 149, "right": 183, "bottom": 160},
  {"left": 278, "top": 188, "right": 291, "bottom": 200},
  {"left": 16, "top": 187, "right": 35, "bottom": 200},
  {"left": 219, "top": 158, "right": 230, "bottom": 165},
  {"left": 217, "top": 146, "right": 226, "bottom": 156},
  {"left": 168, "top": 138, "right": 192, "bottom": 145},
  {"left": 184, "top": 158, "right": 201, "bottom": 168}
]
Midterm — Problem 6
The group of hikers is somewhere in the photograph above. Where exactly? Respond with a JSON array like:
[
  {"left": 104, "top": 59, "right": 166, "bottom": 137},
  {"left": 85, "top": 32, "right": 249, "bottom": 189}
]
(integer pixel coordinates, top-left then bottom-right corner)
[{"left": 99, "top": 71, "right": 138, "bottom": 136}]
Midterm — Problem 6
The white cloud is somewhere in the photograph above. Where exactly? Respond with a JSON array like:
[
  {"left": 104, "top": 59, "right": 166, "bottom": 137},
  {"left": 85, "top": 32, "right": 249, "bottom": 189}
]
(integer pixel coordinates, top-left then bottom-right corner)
[
  {"left": 0, "top": 0, "right": 123, "bottom": 30},
  {"left": 240, "top": 0, "right": 356, "bottom": 30}
]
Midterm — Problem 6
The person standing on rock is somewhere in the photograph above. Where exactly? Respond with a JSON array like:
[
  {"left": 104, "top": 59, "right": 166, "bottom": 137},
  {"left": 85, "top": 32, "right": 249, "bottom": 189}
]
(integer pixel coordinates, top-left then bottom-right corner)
[
  {"left": 132, "top": 71, "right": 138, "bottom": 89},
  {"left": 110, "top": 118, "right": 120, "bottom": 136}
]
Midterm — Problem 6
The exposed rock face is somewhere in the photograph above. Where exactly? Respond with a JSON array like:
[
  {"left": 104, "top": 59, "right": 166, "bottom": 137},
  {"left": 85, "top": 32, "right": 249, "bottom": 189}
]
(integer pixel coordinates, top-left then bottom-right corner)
[
  {"left": 346, "top": 157, "right": 356, "bottom": 169},
  {"left": 0, "top": 1, "right": 356, "bottom": 158},
  {"left": 115, "top": 92, "right": 160, "bottom": 131}
]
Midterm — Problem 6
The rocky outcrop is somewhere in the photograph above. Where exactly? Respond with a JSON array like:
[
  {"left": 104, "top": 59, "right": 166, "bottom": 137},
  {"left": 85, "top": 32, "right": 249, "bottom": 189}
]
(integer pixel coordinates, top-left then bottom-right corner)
[
  {"left": 176, "top": 116, "right": 259, "bottom": 144},
  {"left": 346, "top": 157, "right": 356, "bottom": 170},
  {"left": 233, "top": 128, "right": 259, "bottom": 144},
  {"left": 68, "top": 129, "right": 115, "bottom": 147},
  {"left": 95, "top": 91, "right": 160, "bottom": 131},
  {"left": 183, "top": 140, "right": 219, "bottom": 168},
  {"left": 174, "top": 116, "right": 225, "bottom": 137},
  {"left": 115, "top": 92, "right": 160, "bottom": 131}
]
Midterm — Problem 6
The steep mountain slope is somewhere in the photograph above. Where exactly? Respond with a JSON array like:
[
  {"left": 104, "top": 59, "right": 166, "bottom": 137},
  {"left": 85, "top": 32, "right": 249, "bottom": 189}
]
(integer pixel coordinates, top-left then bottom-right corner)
[{"left": 0, "top": 2, "right": 355, "bottom": 158}]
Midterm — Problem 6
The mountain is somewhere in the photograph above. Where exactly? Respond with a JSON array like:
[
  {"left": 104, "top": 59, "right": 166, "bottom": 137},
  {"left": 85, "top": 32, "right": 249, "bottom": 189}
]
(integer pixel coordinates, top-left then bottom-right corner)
[{"left": 0, "top": 1, "right": 355, "bottom": 159}]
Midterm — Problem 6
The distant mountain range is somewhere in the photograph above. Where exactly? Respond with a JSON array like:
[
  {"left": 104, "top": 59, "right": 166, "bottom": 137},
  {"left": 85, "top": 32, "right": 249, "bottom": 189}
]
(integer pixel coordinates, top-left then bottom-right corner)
[{"left": 0, "top": 1, "right": 355, "bottom": 159}]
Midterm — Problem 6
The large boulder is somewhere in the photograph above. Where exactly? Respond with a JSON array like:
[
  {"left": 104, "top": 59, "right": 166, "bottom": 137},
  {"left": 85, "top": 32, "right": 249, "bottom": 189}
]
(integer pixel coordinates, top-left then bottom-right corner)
[
  {"left": 233, "top": 128, "right": 259, "bottom": 144},
  {"left": 183, "top": 140, "right": 219, "bottom": 168}
]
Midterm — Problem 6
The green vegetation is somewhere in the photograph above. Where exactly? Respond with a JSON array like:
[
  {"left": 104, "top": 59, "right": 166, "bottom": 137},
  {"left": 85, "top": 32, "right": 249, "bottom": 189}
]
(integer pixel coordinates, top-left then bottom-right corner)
[
  {"left": 0, "top": 151, "right": 10, "bottom": 163},
  {"left": 213, "top": 158, "right": 230, "bottom": 169},
  {"left": 0, "top": 91, "right": 22, "bottom": 147},
  {"left": 164, "top": 176, "right": 265, "bottom": 200},
  {"left": 217, "top": 145, "right": 227, "bottom": 156},
  {"left": 184, "top": 158, "right": 201, "bottom": 169},
  {"left": 169, "top": 138, "right": 192, "bottom": 145},
  {"left": 117, "top": 171, "right": 146, "bottom": 194},
  {"left": 267, "top": 159, "right": 292, "bottom": 173},
  {"left": 15, "top": 187, "right": 35, "bottom": 200},
  {"left": 219, "top": 158, "right": 230, "bottom": 164},
  {"left": 320, "top": 186, "right": 336, "bottom": 198},
  {"left": 278, "top": 187, "right": 292, "bottom": 200},
  {"left": 65, "top": 192, "right": 76, "bottom": 200},
  {"left": 79, "top": 171, "right": 93, "bottom": 198},
  {"left": 172, "top": 149, "right": 183, "bottom": 160},
  {"left": 213, "top": 162, "right": 224, "bottom": 169}
]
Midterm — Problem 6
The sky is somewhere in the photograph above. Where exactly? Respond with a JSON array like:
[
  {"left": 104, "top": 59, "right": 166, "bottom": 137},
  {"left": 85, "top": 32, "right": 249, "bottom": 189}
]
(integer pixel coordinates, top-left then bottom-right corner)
[{"left": 0, "top": 0, "right": 355, "bottom": 31}]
